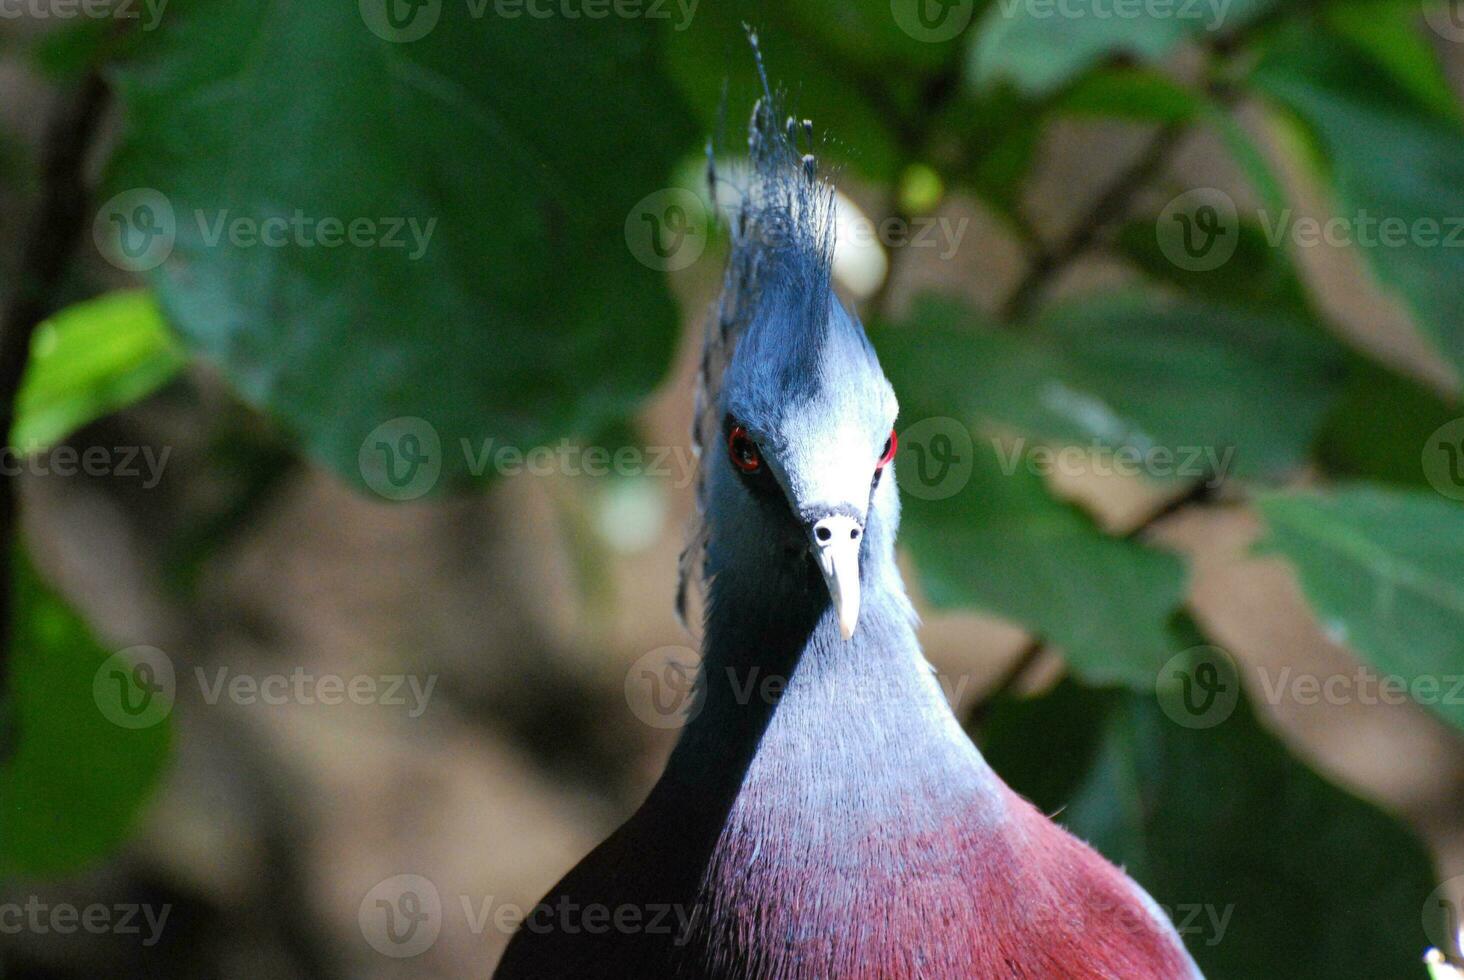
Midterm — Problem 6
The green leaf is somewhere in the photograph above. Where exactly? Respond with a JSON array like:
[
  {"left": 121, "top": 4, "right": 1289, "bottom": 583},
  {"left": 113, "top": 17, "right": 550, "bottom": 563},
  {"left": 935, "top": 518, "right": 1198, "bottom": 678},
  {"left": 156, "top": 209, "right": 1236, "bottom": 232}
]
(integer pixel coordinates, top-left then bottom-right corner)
[
  {"left": 875, "top": 292, "right": 1346, "bottom": 481},
  {"left": 1257, "top": 485, "right": 1464, "bottom": 733},
  {"left": 938, "top": 84, "right": 1048, "bottom": 224},
  {"left": 1317, "top": 357, "right": 1460, "bottom": 488},
  {"left": 782, "top": 0, "right": 965, "bottom": 71},
  {"left": 1254, "top": 33, "right": 1464, "bottom": 386},
  {"left": 896, "top": 437, "right": 1188, "bottom": 688},
  {"left": 27, "top": 17, "right": 122, "bottom": 81},
  {"left": 662, "top": 5, "right": 907, "bottom": 180},
  {"left": 13, "top": 290, "right": 184, "bottom": 452},
  {"left": 1323, "top": 1, "right": 1460, "bottom": 122},
  {"left": 1, "top": 556, "right": 170, "bottom": 875},
  {"left": 982, "top": 679, "right": 1445, "bottom": 979},
  {"left": 1117, "top": 219, "right": 1313, "bottom": 320},
  {"left": 106, "top": 3, "right": 696, "bottom": 494},
  {"left": 970, "top": 0, "right": 1276, "bottom": 96},
  {"left": 1054, "top": 67, "right": 1205, "bottom": 123}
]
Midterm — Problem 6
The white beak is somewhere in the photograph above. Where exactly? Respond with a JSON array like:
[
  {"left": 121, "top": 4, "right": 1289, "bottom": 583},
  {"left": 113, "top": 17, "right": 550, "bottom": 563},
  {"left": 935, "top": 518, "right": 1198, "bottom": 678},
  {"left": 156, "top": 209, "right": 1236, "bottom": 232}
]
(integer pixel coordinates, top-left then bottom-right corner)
[{"left": 810, "top": 515, "right": 863, "bottom": 640}]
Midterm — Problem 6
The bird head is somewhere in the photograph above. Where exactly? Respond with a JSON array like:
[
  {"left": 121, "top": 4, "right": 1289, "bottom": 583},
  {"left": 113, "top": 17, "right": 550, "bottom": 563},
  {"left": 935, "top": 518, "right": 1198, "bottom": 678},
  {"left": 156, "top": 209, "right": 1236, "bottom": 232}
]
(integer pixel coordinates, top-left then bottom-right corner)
[
  {"left": 692, "top": 61, "right": 899, "bottom": 643},
  {"left": 716, "top": 291, "right": 899, "bottom": 641}
]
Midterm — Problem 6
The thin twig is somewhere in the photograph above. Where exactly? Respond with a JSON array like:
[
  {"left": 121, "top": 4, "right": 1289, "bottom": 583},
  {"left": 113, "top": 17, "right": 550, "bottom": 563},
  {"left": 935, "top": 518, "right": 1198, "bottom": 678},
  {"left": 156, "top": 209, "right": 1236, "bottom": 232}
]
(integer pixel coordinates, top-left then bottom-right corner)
[
  {"left": 0, "top": 69, "right": 112, "bottom": 758},
  {"left": 1000, "top": 121, "right": 1188, "bottom": 323}
]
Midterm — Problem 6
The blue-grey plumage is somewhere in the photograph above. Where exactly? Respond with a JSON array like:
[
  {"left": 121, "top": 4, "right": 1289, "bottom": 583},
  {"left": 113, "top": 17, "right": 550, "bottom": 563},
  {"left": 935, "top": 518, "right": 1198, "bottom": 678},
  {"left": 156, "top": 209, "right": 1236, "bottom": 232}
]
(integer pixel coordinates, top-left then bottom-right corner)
[
  {"left": 497, "top": 34, "right": 1204, "bottom": 980},
  {"left": 680, "top": 34, "right": 898, "bottom": 643}
]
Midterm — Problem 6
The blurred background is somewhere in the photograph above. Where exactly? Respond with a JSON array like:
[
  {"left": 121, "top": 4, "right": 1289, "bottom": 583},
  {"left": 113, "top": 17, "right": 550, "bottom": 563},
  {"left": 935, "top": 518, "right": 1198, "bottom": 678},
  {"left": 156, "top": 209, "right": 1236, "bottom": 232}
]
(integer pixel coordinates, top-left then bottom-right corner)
[{"left": 2, "top": 1, "right": 1464, "bottom": 978}]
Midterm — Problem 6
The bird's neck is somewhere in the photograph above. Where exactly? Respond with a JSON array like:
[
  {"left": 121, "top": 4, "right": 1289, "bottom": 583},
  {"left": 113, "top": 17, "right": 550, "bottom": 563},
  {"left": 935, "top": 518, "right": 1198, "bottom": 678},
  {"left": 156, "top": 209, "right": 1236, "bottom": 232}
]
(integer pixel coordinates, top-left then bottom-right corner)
[{"left": 658, "top": 544, "right": 999, "bottom": 815}]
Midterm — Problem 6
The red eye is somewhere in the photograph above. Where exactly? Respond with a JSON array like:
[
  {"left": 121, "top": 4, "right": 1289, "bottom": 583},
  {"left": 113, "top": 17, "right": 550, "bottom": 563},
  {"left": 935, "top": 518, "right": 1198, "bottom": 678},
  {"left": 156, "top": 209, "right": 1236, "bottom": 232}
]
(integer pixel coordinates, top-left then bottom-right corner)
[
  {"left": 877, "top": 428, "right": 898, "bottom": 469},
  {"left": 728, "top": 425, "right": 762, "bottom": 473}
]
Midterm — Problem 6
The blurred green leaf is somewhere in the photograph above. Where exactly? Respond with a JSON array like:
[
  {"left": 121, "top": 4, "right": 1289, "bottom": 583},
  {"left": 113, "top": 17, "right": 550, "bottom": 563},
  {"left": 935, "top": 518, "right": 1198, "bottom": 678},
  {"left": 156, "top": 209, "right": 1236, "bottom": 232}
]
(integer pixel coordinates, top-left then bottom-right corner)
[
  {"left": 1317, "top": 357, "right": 1460, "bottom": 488},
  {"left": 1254, "top": 33, "right": 1464, "bottom": 386},
  {"left": 982, "top": 678, "right": 1443, "bottom": 979},
  {"left": 1055, "top": 67, "right": 1204, "bottom": 123},
  {"left": 938, "top": 84, "right": 1047, "bottom": 224},
  {"left": 1117, "top": 220, "right": 1313, "bottom": 319},
  {"left": 969, "top": 0, "right": 1276, "bottom": 96},
  {"left": 107, "top": 3, "right": 696, "bottom": 494},
  {"left": 1323, "top": 1, "right": 1460, "bottom": 122},
  {"left": 0, "top": 556, "right": 170, "bottom": 876},
  {"left": 781, "top": 0, "right": 965, "bottom": 71},
  {"left": 28, "top": 18, "right": 117, "bottom": 80},
  {"left": 897, "top": 439, "right": 1188, "bottom": 688},
  {"left": 1257, "top": 485, "right": 1464, "bottom": 733},
  {"left": 662, "top": 5, "right": 908, "bottom": 180},
  {"left": 876, "top": 292, "right": 1346, "bottom": 481},
  {"left": 13, "top": 290, "right": 184, "bottom": 452}
]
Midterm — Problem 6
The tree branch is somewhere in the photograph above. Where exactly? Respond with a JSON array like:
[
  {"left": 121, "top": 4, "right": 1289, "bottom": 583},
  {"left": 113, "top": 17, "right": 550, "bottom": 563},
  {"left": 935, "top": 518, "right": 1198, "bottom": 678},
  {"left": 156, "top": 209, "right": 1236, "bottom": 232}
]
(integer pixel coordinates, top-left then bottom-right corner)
[{"left": 1000, "top": 120, "right": 1188, "bottom": 323}]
